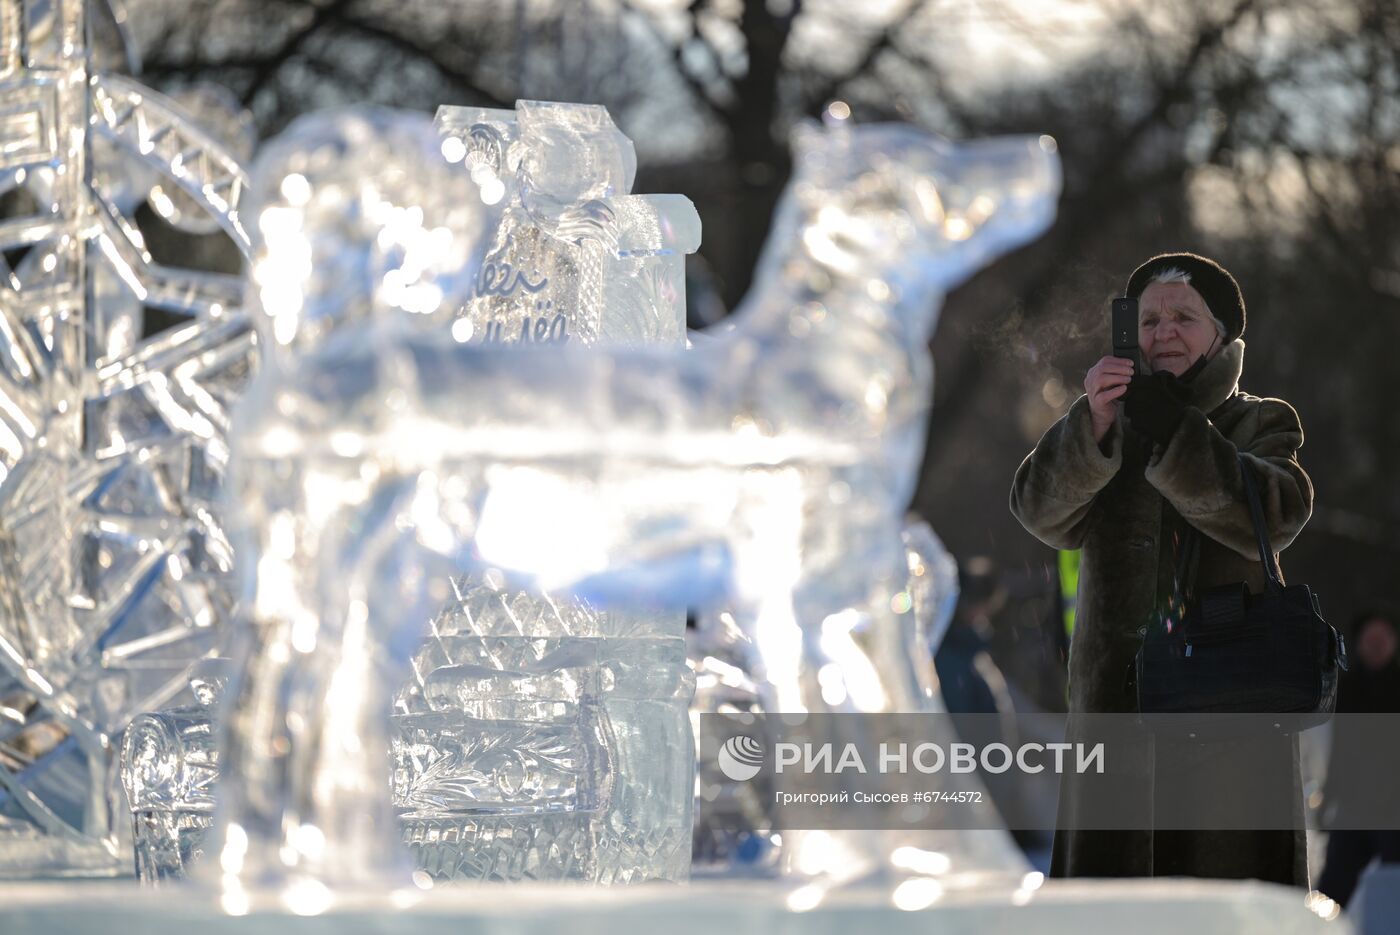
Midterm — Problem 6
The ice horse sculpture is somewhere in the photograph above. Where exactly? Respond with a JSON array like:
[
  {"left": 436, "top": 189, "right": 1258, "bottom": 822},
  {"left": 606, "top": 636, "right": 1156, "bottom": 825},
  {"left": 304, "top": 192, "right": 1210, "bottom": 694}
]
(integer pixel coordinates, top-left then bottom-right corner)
[{"left": 204, "top": 106, "right": 1059, "bottom": 907}]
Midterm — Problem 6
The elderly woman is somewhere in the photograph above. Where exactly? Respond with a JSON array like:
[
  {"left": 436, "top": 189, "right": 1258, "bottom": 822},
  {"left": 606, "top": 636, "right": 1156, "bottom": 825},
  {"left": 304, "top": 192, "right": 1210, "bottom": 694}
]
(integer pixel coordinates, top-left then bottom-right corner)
[{"left": 1010, "top": 252, "right": 1314, "bottom": 885}]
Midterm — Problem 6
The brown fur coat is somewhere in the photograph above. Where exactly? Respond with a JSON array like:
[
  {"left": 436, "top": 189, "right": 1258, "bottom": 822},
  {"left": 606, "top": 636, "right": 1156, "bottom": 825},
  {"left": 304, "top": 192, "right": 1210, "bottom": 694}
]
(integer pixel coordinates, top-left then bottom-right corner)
[{"left": 1010, "top": 339, "right": 1313, "bottom": 885}]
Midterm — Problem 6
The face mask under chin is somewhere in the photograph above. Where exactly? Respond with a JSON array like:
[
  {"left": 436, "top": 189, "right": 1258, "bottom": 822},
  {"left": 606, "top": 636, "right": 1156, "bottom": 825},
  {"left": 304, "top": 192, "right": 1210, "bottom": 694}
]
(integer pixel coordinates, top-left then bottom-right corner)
[
  {"left": 1176, "top": 352, "right": 1210, "bottom": 384},
  {"left": 1171, "top": 330, "right": 1222, "bottom": 384}
]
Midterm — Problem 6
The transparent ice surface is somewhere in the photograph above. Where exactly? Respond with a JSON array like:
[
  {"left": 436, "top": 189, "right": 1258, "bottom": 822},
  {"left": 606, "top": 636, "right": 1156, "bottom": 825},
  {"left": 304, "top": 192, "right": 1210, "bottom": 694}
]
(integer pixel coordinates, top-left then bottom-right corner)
[
  {"left": 200, "top": 96, "right": 1058, "bottom": 909},
  {"left": 0, "top": 0, "right": 252, "bottom": 876},
  {"left": 399, "top": 102, "right": 699, "bottom": 884},
  {"left": 121, "top": 664, "right": 226, "bottom": 884},
  {"left": 395, "top": 585, "right": 695, "bottom": 883},
  {"left": 436, "top": 100, "right": 698, "bottom": 348},
  {"left": 690, "top": 517, "right": 1026, "bottom": 885},
  {"left": 0, "top": 877, "right": 1356, "bottom": 935},
  {"left": 122, "top": 101, "right": 703, "bottom": 888}
]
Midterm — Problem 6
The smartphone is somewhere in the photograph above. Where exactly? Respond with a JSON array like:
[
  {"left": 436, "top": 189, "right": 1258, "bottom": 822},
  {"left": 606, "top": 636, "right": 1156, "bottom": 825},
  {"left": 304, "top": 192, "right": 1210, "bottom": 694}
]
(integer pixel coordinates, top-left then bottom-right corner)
[{"left": 1112, "top": 296, "right": 1139, "bottom": 370}]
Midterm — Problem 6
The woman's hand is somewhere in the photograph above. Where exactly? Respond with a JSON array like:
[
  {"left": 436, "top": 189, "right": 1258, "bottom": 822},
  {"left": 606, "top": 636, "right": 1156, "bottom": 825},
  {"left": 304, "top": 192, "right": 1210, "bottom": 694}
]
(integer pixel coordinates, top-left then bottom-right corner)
[
  {"left": 1124, "top": 370, "right": 1190, "bottom": 446},
  {"left": 1084, "top": 355, "right": 1134, "bottom": 444}
]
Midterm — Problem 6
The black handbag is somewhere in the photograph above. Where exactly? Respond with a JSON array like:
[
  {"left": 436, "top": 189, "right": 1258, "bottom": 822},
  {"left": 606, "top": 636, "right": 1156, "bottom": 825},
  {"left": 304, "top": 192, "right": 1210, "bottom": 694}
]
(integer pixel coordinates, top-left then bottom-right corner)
[{"left": 1135, "top": 453, "right": 1347, "bottom": 737}]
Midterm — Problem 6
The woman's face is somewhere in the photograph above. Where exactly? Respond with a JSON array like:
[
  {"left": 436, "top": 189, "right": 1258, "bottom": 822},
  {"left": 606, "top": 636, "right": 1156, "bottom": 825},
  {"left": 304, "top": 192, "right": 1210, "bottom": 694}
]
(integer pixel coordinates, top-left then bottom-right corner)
[{"left": 1138, "top": 281, "right": 1221, "bottom": 376}]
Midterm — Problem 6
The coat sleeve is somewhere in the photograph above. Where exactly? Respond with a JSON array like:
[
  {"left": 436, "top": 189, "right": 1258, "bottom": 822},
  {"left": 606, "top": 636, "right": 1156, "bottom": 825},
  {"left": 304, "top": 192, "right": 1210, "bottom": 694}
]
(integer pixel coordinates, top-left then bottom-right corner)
[
  {"left": 1143, "top": 397, "right": 1313, "bottom": 560},
  {"left": 1009, "top": 394, "right": 1123, "bottom": 550}
]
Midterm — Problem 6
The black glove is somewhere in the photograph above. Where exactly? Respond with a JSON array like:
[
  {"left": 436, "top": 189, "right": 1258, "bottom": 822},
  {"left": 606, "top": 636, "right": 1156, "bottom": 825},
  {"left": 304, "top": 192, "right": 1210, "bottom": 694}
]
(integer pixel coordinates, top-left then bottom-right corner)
[{"left": 1124, "top": 370, "right": 1190, "bottom": 446}]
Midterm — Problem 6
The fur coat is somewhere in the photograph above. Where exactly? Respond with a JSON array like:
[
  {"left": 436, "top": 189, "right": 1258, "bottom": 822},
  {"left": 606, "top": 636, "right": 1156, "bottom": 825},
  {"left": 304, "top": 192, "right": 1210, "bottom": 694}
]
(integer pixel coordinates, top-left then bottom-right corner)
[{"left": 1009, "top": 339, "right": 1313, "bottom": 885}]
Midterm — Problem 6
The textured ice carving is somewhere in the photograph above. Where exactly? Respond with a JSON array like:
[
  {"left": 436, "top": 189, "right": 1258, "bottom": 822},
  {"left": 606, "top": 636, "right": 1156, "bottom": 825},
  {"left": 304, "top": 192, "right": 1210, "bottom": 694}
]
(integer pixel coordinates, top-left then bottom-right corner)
[
  {"left": 689, "top": 517, "right": 966, "bottom": 876},
  {"left": 204, "top": 101, "right": 1058, "bottom": 909},
  {"left": 121, "top": 666, "right": 225, "bottom": 883},
  {"left": 119, "top": 101, "right": 702, "bottom": 889},
  {"left": 436, "top": 100, "right": 697, "bottom": 347},
  {"left": 145, "top": 85, "right": 257, "bottom": 237},
  {"left": 395, "top": 102, "right": 698, "bottom": 884},
  {"left": 204, "top": 110, "right": 492, "bottom": 908},
  {"left": 0, "top": 0, "right": 252, "bottom": 876},
  {"left": 396, "top": 595, "right": 695, "bottom": 884}
]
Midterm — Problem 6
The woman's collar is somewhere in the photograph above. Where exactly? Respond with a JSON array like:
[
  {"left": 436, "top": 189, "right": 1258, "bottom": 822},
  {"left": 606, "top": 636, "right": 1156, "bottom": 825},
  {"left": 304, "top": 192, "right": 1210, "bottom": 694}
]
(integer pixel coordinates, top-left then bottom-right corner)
[{"left": 1182, "top": 337, "right": 1244, "bottom": 413}]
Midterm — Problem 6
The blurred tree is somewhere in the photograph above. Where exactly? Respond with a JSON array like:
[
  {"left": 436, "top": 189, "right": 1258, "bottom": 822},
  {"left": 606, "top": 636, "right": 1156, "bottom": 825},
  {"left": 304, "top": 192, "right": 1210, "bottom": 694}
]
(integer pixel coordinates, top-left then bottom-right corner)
[
  {"left": 126, "top": 0, "right": 959, "bottom": 305},
  {"left": 122, "top": 0, "right": 1400, "bottom": 710}
]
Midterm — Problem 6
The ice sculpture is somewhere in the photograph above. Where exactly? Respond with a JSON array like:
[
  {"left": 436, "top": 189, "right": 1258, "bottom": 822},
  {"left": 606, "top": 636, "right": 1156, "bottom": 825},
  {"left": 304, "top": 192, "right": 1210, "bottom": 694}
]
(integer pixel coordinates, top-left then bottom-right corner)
[
  {"left": 146, "top": 85, "right": 258, "bottom": 236},
  {"left": 437, "top": 101, "right": 695, "bottom": 347},
  {"left": 900, "top": 519, "right": 960, "bottom": 707},
  {"left": 397, "top": 102, "right": 700, "bottom": 883},
  {"left": 689, "top": 604, "right": 776, "bottom": 874},
  {"left": 121, "top": 662, "right": 227, "bottom": 883},
  {"left": 118, "top": 101, "right": 705, "bottom": 887},
  {"left": 0, "top": 0, "right": 252, "bottom": 875},
  {"left": 887, "top": 519, "right": 1032, "bottom": 878},
  {"left": 690, "top": 516, "right": 1029, "bottom": 884},
  {"left": 396, "top": 593, "right": 696, "bottom": 884},
  {"left": 201, "top": 97, "right": 1057, "bottom": 910}
]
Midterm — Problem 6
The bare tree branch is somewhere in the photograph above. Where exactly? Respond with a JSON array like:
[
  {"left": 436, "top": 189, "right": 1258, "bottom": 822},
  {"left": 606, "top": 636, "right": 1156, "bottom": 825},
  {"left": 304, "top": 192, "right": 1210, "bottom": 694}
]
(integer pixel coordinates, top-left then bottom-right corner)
[
  {"left": 238, "top": 0, "right": 358, "bottom": 106},
  {"left": 921, "top": 0, "right": 1264, "bottom": 473},
  {"left": 318, "top": 10, "right": 513, "bottom": 108},
  {"left": 801, "top": 0, "right": 927, "bottom": 112},
  {"left": 618, "top": 0, "right": 729, "bottom": 121}
]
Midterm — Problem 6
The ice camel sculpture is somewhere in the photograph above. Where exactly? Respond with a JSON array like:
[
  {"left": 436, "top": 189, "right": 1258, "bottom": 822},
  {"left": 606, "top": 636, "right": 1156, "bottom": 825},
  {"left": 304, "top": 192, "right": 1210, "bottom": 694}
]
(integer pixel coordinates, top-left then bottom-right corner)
[{"left": 202, "top": 106, "right": 1059, "bottom": 907}]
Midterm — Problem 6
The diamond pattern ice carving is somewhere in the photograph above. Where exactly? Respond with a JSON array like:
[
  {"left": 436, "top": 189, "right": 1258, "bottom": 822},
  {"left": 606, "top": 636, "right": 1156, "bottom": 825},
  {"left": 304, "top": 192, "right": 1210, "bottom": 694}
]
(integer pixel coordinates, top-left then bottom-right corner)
[
  {"left": 395, "top": 581, "right": 695, "bottom": 883},
  {"left": 0, "top": 0, "right": 253, "bottom": 874}
]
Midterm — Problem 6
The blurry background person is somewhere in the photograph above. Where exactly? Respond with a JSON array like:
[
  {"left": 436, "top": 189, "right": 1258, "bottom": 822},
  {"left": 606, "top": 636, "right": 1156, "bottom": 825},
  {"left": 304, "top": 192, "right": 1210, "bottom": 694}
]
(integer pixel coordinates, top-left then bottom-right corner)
[
  {"left": 935, "top": 557, "right": 1011, "bottom": 718},
  {"left": 1316, "top": 610, "right": 1400, "bottom": 908},
  {"left": 933, "top": 558, "right": 1052, "bottom": 859}
]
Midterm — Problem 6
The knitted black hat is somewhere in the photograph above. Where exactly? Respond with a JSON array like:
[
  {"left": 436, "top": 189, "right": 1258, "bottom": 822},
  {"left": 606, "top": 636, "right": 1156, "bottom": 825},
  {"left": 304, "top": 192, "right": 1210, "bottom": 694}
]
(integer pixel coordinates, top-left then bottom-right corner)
[{"left": 1125, "top": 252, "right": 1246, "bottom": 342}]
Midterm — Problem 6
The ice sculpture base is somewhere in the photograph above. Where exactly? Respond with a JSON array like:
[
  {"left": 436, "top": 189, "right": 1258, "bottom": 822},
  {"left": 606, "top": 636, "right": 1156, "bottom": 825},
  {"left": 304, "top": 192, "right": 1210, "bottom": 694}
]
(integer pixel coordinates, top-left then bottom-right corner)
[
  {"left": 0, "top": 878, "right": 1348, "bottom": 934},
  {"left": 0, "top": 832, "right": 128, "bottom": 880}
]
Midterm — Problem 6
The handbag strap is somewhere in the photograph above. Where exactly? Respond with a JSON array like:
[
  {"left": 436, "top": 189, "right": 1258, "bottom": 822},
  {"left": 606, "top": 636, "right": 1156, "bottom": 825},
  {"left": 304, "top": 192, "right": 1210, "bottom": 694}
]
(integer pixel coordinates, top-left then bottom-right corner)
[{"left": 1237, "top": 453, "right": 1284, "bottom": 593}]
